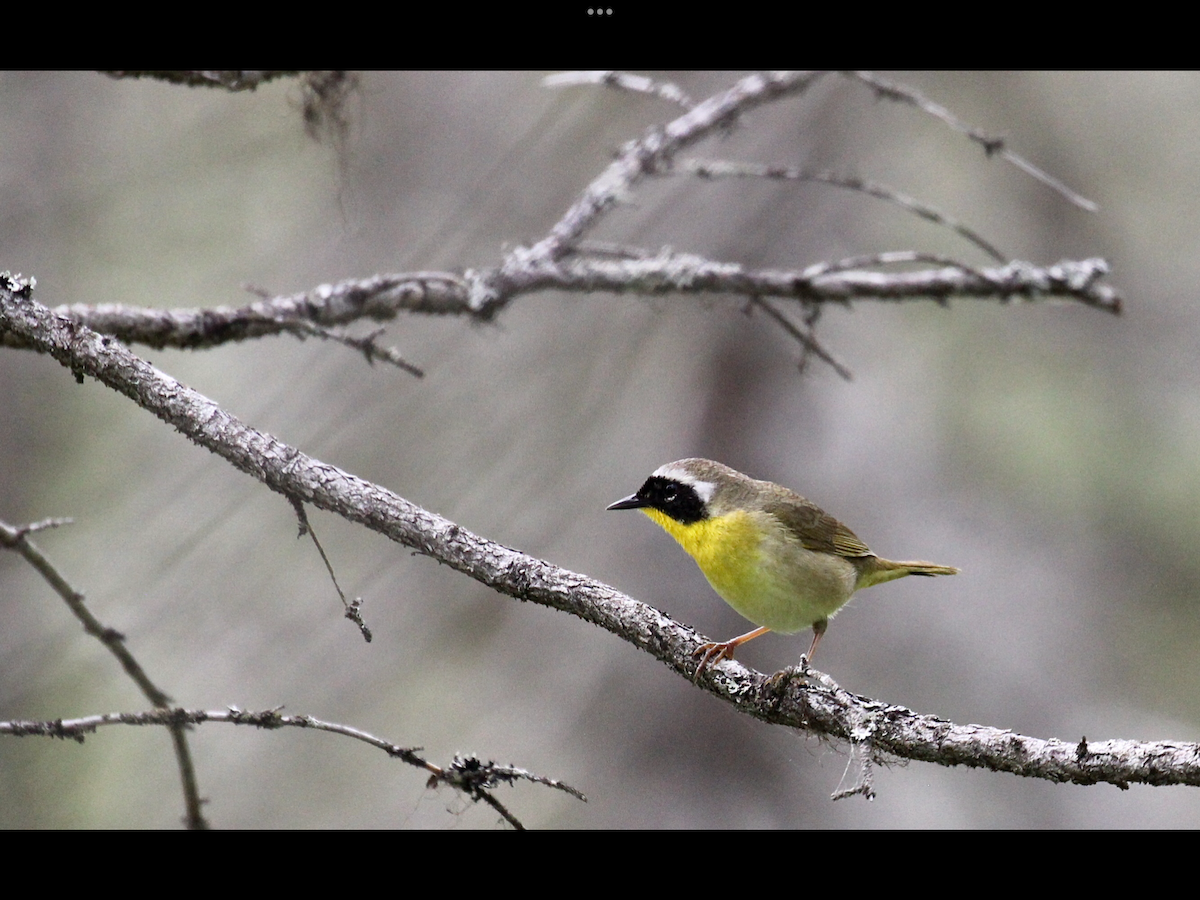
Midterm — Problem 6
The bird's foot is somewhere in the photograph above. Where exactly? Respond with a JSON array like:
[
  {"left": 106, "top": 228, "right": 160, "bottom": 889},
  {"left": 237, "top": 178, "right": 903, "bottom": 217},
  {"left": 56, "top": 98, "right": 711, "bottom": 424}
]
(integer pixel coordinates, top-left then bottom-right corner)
[
  {"left": 767, "top": 657, "right": 811, "bottom": 688},
  {"left": 692, "top": 640, "right": 738, "bottom": 683}
]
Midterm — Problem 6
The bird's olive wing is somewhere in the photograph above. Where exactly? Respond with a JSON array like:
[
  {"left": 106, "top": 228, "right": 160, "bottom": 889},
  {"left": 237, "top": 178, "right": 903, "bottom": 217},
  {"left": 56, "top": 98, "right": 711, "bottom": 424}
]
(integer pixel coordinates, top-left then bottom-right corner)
[{"left": 765, "top": 495, "right": 874, "bottom": 559}]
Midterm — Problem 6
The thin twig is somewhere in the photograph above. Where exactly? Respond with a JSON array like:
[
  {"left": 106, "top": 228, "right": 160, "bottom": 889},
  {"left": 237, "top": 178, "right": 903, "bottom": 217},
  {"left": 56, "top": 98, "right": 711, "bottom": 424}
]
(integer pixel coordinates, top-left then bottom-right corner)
[
  {"left": 436, "top": 753, "right": 588, "bottom": 829},
  {"left": 685, "top": 158, "right": 1007, "bottom": 262},
  {"left": 0, "top": 520, "right": 172, "bottom": 707},
  {"left": 569, "top": 240, "right": 655, "bottom": 260},
  {"left": 847, "top": 71, "right": 1099, "bottom": 212},
  {"left": 8, "top": 516, "right": 73, "bottom": 536},
  {"left": 802, "top": 250, "right": 987, "bottom": 280},
  {"left": 0, "top": 518, "right": 208, "bottom": 829},
  {"left": 285, "top": 321, "right": 423, "bottom": 377},
  {"left": 544, "top": 71, "right": 695, "bottom": 110},
  {"left": 748, "top": 296, "right": 853, "bottom": 380},
  {"left": 289, "top": 497, "right": 372, "bottom": 642}
]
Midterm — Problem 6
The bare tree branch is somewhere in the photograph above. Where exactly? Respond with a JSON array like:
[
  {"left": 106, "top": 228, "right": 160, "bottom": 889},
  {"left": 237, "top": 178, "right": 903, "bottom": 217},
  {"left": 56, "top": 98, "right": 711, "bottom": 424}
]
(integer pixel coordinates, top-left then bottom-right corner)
[
  {"left": 1, "top": 72, "right": 1121, "bottom": 385},
  {"left": 489, "top": 254, "right": 1121, "bottom": 313},
  {"left": 3, "top": 256, "right": 1119, "bottom": 363},
  {"left": 0, "top": 707, "right": 585, "bottom": 830},
  {"left": 0, "top": 516, "right": 208, "bottom": 829},
  {"left": 2, "top": 284, "right": 1183, "bottom": 792},
  {"left": 758, "top": 663, "right": 1200, "bottom": 791},
  {"left": 0, "top": 273, "right": 468, "bottom": 351}
]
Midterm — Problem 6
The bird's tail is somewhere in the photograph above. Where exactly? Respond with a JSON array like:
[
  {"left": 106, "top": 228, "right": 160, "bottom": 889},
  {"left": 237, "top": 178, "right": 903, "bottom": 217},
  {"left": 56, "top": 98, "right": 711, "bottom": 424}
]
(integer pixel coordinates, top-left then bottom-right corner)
[
  {"left": 859, "top": 557, "right": 959, "bottom": 589},
  {"left": 894, "top": 561, "right": 959, "bottom": 577}
]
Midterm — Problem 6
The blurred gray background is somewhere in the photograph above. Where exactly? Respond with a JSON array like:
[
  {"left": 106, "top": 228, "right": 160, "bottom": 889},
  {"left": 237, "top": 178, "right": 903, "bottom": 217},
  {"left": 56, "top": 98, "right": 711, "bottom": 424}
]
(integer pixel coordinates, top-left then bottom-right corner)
[{"left": 1, "top": 71, "right": 1197, "bottom": 827}]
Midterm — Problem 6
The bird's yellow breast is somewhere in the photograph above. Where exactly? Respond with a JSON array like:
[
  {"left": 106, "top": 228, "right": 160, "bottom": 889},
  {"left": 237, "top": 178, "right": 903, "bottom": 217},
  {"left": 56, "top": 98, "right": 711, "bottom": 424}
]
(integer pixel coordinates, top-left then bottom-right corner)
[{"left": 641, "top": 507, "right": 858, "bottom": 634}]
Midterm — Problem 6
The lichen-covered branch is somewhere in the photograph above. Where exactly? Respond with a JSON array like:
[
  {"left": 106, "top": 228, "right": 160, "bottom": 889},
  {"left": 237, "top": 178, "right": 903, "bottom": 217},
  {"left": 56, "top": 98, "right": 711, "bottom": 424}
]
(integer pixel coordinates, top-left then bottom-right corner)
[
  {"left": 2, "top": 283, "right": 1182, "bottom": 791},
  {"left": 2, "top": 72, "right": 1120, "bottom": 378},
  {"left": 0, "top": 256, "right": 1120, "bottom": 362}
]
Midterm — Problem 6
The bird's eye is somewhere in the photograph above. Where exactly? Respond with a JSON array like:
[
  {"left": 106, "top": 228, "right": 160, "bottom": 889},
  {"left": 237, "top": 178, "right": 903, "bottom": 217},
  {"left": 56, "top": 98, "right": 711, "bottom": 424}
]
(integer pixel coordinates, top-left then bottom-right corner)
[{"left": 663, "top": 487, "right": 677, "bottom": 503}]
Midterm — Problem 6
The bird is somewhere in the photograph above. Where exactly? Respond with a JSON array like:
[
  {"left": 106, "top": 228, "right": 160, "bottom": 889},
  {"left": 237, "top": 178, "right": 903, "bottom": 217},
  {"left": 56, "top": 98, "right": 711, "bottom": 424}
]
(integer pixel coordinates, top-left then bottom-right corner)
[{"left": 607, "top": 458, "right": 958, "bottom": 679}]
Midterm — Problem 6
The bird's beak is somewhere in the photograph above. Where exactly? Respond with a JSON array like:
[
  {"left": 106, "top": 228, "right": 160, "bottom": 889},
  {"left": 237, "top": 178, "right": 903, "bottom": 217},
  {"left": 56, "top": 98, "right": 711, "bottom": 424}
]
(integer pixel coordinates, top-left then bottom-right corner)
[{"left": 607, "top": 493, "right": 645, "bottom": 511}]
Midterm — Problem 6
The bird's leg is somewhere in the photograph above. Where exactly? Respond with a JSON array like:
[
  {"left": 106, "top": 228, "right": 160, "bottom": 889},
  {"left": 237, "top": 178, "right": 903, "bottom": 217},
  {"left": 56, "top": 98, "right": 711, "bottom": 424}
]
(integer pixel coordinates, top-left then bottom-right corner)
[
  {"left": 693, "top": 626, "right": 771, "bottom": 682},
  {"left": 804, "top": 618, "right": 828, "bottom": 664},
  {"left": 769, "top": 619, "right": 831, "bottom": 689}
]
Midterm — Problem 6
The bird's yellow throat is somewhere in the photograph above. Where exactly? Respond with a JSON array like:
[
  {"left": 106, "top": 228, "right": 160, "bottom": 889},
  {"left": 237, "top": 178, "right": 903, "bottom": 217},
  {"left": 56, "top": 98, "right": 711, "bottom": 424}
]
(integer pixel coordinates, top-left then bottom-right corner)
[{"left": 641, "top": 507, "right": 764, "bottom": 580}]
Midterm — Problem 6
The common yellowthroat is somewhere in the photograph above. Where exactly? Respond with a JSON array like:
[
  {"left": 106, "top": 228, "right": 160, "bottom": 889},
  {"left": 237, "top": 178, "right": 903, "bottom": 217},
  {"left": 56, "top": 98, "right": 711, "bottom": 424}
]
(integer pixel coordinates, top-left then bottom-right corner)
[{"left": 608, "top": 458, "right": 958, "bottom": 678}]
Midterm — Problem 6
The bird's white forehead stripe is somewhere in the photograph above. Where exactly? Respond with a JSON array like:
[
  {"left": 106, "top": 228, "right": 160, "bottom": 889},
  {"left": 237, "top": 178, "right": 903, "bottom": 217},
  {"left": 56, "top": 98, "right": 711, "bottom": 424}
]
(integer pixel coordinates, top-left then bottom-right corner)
[{"left": 652, "top": 464, "right": 716, "bottom": 502}]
